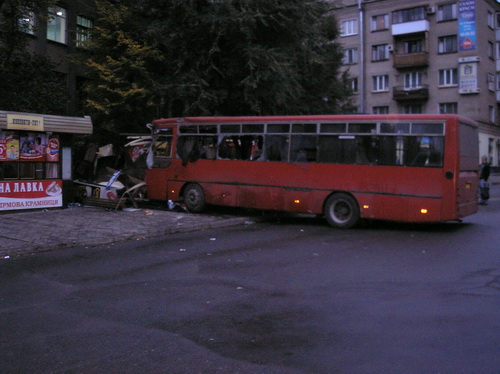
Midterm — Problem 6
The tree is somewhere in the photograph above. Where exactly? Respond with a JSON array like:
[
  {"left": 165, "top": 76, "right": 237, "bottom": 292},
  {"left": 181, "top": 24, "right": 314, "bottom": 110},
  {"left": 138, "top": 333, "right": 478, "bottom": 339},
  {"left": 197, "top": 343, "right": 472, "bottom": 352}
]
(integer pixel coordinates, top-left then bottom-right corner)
[
  {"left": 0, "top": 0, "right": 68, "bottom": 114},
  {"left": 78, "top": 0, "right": 354, "bottom": 137},
  {"left": 73, "top": 1, "right": 165, "bottom": 138}
]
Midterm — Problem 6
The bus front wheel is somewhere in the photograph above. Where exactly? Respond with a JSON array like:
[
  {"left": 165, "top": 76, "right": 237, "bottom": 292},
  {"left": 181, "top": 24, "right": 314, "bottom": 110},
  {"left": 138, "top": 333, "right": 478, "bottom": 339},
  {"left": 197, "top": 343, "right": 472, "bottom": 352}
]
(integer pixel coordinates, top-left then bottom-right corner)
[
  {"left": 183, "top": 183, "right": 206, "bottom": 213},
  {"left": 324, "top": 193, "right": 360, "bottom": 229}
]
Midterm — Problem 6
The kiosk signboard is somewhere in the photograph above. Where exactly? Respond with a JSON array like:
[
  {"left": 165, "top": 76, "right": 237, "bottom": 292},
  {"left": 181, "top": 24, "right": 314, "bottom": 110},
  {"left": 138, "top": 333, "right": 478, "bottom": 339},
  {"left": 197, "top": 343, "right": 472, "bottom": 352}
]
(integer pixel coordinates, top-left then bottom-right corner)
[{"left": 0, "top": 180, "right": 62, "bottom": 210}]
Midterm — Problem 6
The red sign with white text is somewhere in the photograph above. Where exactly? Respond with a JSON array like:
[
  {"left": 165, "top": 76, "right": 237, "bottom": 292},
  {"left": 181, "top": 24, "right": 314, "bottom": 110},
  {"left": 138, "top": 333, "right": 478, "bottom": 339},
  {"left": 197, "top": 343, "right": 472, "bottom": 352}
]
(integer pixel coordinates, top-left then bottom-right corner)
[{"left": 0, "top": 180, "right": 63, "bottom": 211}]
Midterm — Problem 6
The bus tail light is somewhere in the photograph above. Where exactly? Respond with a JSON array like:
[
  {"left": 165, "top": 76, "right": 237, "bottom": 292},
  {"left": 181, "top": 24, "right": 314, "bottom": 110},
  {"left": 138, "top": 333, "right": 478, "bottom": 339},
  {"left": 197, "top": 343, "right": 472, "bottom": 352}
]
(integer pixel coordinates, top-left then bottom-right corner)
[
  {"left": 421, "top": 208, "right": 428, "bottom": 214},
  {"left": 363, "top": 205, "right": 369, "bottom": 209},
  {"left": 294, "top": 199, "right": 300, "bottom": 204}
]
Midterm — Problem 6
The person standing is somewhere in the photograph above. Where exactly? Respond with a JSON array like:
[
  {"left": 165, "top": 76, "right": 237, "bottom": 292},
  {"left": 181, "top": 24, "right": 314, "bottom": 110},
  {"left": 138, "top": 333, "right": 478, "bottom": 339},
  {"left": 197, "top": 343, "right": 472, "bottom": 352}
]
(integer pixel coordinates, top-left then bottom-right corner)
[{"left": 479, "top": 155, "right": 491, "bottom": 205}]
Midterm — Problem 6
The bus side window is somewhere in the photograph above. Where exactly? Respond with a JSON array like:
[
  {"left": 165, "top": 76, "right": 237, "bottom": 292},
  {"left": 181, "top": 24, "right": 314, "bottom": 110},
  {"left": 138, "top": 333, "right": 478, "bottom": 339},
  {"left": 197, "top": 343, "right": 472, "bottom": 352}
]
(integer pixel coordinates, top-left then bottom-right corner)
[
  {"left": 239, "top": 136, "right": 263, "bottom": 160},
  {"left": 408, "top": 136, "right": 444, "bottom": 167},
  {"left": 355, "top": 136, "right": 374, "bottom": 164},
  {"left": 318, "top": 136, "right": 356, "bottom": 164},
  {"left": 265, "top": 135, "right": 289, "bottom": 161},
  {"left": 177, "top": 136, "right": 218, "bottom": 164},
  {"left": 155, "top": 136, "right": 172, "bottom": 157},
  {"left": 218, "top": 136, "right": 242, "bottom": 160},
  {"left": 177, "top": 136, "right": 202, "bottom": 165},
  {"left": 290, "top": 135, "right": 317, "bottom": 162},
  {"left": 377, "top": 136, "right": 398, "bottom": 165},
  {"left": 200, "top": 136, "right": 217, "bottom": 160}
]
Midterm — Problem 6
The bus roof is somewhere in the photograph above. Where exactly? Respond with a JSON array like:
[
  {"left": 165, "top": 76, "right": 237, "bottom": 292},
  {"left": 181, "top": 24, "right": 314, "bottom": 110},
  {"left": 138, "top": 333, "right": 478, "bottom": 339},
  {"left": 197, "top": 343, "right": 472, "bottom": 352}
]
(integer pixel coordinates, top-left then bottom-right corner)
[{"left": 151, "top": 114, "right": 478, "bottom": 127}]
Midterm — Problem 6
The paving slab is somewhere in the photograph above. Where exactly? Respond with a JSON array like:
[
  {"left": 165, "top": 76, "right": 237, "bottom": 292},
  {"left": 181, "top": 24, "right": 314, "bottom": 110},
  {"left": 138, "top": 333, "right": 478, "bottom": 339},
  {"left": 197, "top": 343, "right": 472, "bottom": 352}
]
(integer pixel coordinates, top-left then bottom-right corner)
[{"left": 0, "top": 206, "right": 255, "bottom": 258}]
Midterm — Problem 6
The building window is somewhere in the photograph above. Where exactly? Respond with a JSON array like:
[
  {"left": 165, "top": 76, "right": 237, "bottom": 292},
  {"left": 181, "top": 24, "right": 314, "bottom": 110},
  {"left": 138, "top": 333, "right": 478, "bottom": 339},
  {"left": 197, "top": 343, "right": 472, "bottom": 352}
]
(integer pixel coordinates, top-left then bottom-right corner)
[
  {"left": 47, "top": 7, "right": 67, "bottom": 44},
  {"left": 373, "top": 106, "right": 389, "bottom": 114},
  {"left": 488, "top": 11, "right": 494, "bottom": 29},
  {"left": 438, "top": 35, "right": 457, "bottom": 54},
  {"left": 340, "top": 19, "right": 358, "bottom": 36},
  {"left": 371, "top": 14, "right": 389, "bottom": 31},
  {"left": 372, "top": 75, "right": 389, "bottom": 92},
  {"left": 439, "top": 102, "right": 457, "bottom": 114},
  {"left": 371, "top": 44, "right": 389, "bottom": 61},
  {"left": 343, "top": 48, "right": 358, "bottom": 64},
  {"left": 404, "top": 72, "right": 422, "bottom": 89},
  {"left": 488, "top": 41, "right": 494, "bottom": 59},
  {"left": 403, "top": 39, "right": 423, "bottom": 54},
  {"left": 76, "top": 16, "right": 93, "bottom": 47},
  {"left": 392, "top": 7, "right": 425, "bottom": 24},
  {"left": 489, "top": 106, "right": 495, "bottom": 122},
  {"left": 438, "top": 68, "right": 457, "bottom": 86},
  {"left": 403, "top": 104, "right": 422, "bottom": 114},
  {"left": 18, "top": 10, "right": 35, "bottom": 34},
  {"left": 438, "top": 3, "right": 457, "bottom": 22},
  {"left": 347, "top": 77, "right": 358, "bottom": 93},
  {"left": 497, "top": 12, "right": 500, "bottom": 28},
  {"left": 496, "top": 73, "right": 500, "bottom": 91},
  {"left": 488, "top": 73, "right": 495, "bottom": 91}
]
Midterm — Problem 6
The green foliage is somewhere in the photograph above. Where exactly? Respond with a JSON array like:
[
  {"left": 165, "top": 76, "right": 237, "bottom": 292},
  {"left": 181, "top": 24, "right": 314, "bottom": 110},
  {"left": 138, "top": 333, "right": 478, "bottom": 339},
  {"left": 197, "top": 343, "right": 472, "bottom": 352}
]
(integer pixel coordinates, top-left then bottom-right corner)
[
  {"left": 0, "top": 52, "right": 68, "bottom": 114},
  {"left": 78, "top": 0, "right": 354, "bottom": 138},
  {"left": 75, "top": 1, "right": 165, "bottom": 137},
  {"left": 0, "top": 0, "right": 67, "bottom": 115}
]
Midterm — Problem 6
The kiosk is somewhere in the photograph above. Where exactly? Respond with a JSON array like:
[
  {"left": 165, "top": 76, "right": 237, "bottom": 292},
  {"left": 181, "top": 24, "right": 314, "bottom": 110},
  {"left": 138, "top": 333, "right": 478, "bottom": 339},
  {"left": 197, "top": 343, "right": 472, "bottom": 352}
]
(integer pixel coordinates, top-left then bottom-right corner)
[{"left": 0, "top": 111, "right": 92, "bottom": 211}]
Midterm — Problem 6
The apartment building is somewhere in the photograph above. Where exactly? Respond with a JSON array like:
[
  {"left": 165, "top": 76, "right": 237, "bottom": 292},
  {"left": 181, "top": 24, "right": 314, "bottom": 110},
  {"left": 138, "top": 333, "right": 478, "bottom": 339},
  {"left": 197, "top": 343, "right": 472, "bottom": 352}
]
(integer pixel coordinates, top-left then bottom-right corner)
[
  {"left": 19, "top": 0, "right": 94, "bottom": 116},
  {"left": 331, "top": 0, "right": 500, "bottom": 165}
]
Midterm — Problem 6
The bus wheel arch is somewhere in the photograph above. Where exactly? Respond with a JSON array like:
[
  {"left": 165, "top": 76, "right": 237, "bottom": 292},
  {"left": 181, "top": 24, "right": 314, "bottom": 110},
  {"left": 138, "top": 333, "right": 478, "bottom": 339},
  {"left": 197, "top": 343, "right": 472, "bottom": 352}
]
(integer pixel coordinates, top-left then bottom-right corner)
[
  {"left": 323, "top": 192, "right": 360, "bottom": 229},
  {"left": 183, "top": 183, "right": 206, "bottom": 213}
]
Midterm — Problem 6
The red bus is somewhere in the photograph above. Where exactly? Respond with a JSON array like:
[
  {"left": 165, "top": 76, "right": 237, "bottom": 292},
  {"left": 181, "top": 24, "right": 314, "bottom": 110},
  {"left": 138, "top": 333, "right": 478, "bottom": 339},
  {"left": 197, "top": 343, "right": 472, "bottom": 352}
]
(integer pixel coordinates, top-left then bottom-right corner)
[{"left": 144, "top": 114, "right": 479, "bottom": 228}]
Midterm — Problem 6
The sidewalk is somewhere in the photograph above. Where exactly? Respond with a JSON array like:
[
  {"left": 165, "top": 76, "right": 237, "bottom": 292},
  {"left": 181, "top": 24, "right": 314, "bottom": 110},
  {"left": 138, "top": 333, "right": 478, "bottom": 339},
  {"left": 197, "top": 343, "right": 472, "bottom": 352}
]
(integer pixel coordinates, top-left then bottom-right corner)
[
  {"left": 0, "top": 206, "right": 256, "bottom": 258},
  {"left": 490, "top": 173, "right": 500, "bottom": 185}
]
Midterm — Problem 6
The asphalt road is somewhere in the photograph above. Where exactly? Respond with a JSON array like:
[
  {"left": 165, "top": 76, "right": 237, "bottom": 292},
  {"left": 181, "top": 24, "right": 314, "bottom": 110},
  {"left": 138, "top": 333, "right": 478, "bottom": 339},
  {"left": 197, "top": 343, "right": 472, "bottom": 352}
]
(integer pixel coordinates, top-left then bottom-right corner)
[{"left": 1, "top": 192, "right": 499, "bottom": 373}]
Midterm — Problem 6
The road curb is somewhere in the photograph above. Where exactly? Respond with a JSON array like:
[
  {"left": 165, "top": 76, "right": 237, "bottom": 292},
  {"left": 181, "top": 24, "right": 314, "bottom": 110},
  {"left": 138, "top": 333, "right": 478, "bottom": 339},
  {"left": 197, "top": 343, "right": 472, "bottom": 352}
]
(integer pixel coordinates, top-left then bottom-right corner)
[{"left": 0, "top": 210, "right": 259, "bottom": 259}]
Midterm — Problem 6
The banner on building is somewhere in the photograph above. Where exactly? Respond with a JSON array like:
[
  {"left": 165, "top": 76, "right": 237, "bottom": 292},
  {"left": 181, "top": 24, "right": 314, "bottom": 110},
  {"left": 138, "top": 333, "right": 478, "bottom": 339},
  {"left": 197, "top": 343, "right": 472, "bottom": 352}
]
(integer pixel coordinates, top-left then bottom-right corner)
[
  {"left": 0, "top": 180, "right": 62, "bottom": 211},
  {"left": 458, "top": 0, "right": 476, "bottom": 51},
  {"left": 459, "top": 57, "right": 480, "bottom": 94}
]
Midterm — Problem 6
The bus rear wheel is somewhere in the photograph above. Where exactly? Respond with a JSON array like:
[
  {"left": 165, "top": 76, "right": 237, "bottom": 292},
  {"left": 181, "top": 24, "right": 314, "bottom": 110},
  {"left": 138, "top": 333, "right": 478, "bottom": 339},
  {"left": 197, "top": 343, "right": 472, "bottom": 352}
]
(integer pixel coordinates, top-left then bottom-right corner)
[
  {"left": 183, "top": 183, "right": 206, "bottom": 213},
  {"left": 324, "top": 193, "right": 360, "bottom": 229}
]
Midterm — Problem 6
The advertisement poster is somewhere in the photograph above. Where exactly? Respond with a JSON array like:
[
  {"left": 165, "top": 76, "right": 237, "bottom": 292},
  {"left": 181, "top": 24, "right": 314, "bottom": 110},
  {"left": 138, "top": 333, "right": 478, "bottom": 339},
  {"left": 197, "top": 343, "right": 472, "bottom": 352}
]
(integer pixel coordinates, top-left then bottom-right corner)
[
  {"left": 0, "top": 133, "right": 20, "bottom": 161},
  {"left": 0, "top": 132, "right": 59, "bottom": 162},
  {"left": 459, "top": 60, "right": 479, "bottom": 94},
  {"left": 0, "top": 139, "right": 6, "bottom": 160},
  {"left": 46, "top": 135, "right": 60, "bottom": 162},
  {"left": 458, "top": 0, "right": 476, "bottom": 51},
  {"left": 0, "top": 180, "right": 63, "bottom": 211}
]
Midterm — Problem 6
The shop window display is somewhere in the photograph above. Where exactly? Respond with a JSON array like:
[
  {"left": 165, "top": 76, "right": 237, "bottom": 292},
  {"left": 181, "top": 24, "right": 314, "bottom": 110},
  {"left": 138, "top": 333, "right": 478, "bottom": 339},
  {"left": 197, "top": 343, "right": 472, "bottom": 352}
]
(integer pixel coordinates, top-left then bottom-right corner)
[{"left": 0, "top": 131, "right": 60, "bottom": 180}]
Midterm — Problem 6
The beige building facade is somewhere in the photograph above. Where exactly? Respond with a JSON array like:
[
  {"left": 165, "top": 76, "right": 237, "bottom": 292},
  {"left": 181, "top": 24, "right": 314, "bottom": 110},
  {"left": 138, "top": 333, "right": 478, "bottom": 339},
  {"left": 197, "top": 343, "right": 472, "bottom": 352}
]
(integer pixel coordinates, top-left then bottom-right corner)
[{"left": 331, "top": 0, "right": 500, "bottom": 165}]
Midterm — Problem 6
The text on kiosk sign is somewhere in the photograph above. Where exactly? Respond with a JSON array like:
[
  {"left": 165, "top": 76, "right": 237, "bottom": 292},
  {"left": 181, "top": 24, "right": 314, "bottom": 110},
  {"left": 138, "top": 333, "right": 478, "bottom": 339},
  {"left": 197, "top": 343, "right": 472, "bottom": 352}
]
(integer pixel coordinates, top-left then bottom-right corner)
[{"left": 7, "top": 114, "right": 44, "bottom": 131}]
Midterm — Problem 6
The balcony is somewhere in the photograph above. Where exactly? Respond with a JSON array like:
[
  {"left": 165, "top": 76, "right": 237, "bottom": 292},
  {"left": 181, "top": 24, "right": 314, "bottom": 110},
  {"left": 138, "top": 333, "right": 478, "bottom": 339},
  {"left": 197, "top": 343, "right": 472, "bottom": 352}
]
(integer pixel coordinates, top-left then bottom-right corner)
[
  {"left": 393, "top": 52, "right": 429, "bottom": 69},
  {"left": 391, "top": 20, "right": 429, "bottom": 36},
  {"left": 393, "top": 85, "right": 429, "bottom": 102}
]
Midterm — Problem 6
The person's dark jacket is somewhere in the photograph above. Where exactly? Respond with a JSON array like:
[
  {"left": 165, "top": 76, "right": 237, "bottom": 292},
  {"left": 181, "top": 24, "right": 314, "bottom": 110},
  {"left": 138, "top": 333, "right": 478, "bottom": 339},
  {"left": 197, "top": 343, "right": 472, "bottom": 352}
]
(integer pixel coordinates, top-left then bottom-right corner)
[{"left": 480, "top": 162, "right": 490, "bottom": 181}]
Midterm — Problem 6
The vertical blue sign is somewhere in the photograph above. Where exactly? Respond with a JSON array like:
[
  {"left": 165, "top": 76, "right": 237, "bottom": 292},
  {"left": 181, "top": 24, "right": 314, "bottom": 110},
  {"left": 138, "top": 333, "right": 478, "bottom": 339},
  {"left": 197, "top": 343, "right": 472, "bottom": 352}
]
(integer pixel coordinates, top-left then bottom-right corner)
[{"left": 459, "top": 0, "right": 476, "bottom": 51}]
